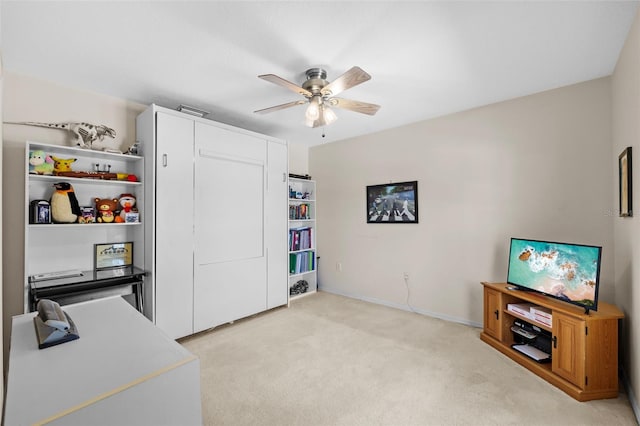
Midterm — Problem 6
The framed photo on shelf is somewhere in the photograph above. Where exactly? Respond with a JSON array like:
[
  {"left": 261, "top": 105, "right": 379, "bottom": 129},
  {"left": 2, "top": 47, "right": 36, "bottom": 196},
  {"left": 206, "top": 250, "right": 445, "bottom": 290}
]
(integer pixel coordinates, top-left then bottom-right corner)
[
  {"left": 619, "top": 147, "right": 632, "bottom": 217},
  {"left": 366, "top": 180, "right": 418, "bottom": 223},
  {"left": 94, "top": 241, "right": 133, "bottom": 270}
]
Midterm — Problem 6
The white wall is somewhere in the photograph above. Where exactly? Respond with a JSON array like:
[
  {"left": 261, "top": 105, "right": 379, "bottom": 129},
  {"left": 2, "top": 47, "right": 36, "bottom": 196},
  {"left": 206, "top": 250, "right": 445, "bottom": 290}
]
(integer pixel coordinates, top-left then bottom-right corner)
[
  {"left": 310, "top": 78, "right": 613, "bottom": 326},
  {"left": 612, "top": 7, "right": 640, "bottom": 415},
  {"left": 2, "top": 72, "right": 146, "bottom": 368}
]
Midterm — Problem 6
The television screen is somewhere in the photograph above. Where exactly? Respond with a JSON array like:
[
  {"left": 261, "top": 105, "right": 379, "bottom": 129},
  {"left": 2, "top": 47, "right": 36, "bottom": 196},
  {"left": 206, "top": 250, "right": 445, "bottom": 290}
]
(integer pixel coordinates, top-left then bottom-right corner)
[{"left": 507, "top": 238, "right": 601, "bottom": 312}]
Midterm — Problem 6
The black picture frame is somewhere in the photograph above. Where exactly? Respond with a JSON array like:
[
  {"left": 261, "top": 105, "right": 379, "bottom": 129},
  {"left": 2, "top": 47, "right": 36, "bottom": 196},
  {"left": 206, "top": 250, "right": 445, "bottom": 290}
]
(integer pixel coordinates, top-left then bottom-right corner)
[
  {"left": 94, "top": 241, "right": 134, "bottom": 270},
  {"left": 619, "top": 147, "right": 632, "bottom": 217},
  {"left": 366, "top": 181, "right": 418, "bottom": 223}
]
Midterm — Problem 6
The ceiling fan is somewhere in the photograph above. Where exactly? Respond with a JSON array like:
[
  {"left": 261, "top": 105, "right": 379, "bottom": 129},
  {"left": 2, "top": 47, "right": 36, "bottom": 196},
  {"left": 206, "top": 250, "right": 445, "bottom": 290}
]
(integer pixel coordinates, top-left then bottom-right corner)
[{"left": 254, "top": 66, "right": 381, "bottom": 128}]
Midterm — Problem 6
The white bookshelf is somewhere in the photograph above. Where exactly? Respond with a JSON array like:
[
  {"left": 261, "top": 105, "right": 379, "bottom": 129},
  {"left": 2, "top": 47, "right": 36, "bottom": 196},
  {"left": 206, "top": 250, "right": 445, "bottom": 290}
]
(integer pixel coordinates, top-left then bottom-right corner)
[
  {"left": 288, "top": 177, "right": 317, "bottom": 300},
  {"left": 24, "top": 141, "right": 145, "bottom": 313}
]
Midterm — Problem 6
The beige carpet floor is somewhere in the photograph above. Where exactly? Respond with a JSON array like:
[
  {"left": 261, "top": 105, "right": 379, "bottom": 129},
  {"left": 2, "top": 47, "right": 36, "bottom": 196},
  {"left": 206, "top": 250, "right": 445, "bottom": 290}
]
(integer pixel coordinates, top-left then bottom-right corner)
[{"left": 181, "top": 292, "right": 637, "bottom": 426}]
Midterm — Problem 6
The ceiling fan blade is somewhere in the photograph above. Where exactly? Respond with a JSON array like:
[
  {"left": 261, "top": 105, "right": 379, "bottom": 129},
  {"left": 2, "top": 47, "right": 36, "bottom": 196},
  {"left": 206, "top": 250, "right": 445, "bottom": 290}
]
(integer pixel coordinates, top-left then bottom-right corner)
[
  {"left": 254, "top": 100, "right": 306, "bottom": 115},
  {"left": 320, "top": 66, "right": 371, "bottom": 97},
  {"left": 328, "top": 98, "right": 381, "bottom": 115},
  {"left": 258, "top": 74, "right": 312, "bottom": 97}
]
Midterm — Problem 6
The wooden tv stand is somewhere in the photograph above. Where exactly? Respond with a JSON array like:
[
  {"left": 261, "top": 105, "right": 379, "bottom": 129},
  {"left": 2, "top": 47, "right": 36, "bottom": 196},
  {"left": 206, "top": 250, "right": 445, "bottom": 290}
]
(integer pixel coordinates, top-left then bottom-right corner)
[{"left": 480, "top": 282, "right": 624, "bottom": 401}]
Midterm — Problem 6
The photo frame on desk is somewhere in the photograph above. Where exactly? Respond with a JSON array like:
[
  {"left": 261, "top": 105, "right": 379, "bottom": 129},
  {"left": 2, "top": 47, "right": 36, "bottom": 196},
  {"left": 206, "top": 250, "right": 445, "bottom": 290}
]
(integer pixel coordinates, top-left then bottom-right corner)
[
  {"left": 366, "top": 180, "right": 418, "bottom": 223},
  {"left": 94, "top": 242, "right": 133, "bottom": 270}
]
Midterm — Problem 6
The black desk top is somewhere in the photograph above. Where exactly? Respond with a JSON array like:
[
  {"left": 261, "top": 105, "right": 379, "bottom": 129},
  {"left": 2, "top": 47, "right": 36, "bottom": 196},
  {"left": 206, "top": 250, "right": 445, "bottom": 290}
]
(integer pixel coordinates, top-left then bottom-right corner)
[{"left": 30, "top": 266, "right": 146, "bottom": 290}]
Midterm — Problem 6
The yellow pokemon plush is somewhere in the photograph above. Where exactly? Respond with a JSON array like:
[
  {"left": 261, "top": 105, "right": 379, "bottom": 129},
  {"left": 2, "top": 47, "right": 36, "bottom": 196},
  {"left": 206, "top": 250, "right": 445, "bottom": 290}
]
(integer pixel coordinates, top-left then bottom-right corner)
[{"left": 51, "top": 156, "right": 77, "bottom": 173}]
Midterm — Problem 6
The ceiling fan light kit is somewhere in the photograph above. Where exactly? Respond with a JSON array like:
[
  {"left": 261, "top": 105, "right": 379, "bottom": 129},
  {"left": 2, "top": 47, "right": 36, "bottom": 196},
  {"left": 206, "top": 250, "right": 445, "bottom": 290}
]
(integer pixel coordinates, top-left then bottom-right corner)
[{"left": 255, "top": 66, "right": 380, "bottom": 128}]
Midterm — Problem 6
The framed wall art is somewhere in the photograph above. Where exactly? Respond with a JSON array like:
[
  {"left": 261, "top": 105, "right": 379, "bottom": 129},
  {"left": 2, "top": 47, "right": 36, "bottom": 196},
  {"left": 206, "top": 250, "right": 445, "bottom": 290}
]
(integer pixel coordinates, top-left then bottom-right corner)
[
  {"left": 366, "top": 181, "right": 418, "bottom": 223},
  {"left": 94, "top": 241, "right": 133, "bottom": 270},
  {"left": 619, "top": 147, "right": 632, "bottom": 217}
]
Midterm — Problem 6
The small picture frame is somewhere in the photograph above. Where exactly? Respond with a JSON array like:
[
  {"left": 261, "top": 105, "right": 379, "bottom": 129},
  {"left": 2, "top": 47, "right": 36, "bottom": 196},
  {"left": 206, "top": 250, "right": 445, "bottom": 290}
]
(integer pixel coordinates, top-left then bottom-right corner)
[
  {"left": 366, "top": 181, "right": 418, "bottom": 223},
  {"left": 29, "top": 200, "right": 51, "bottom": 224},
  {"left": 619, "top": 147, "right": 632, "bottom": 217},
  {"left": 94, "top": 242, "right": 133, "bottom": 270}
]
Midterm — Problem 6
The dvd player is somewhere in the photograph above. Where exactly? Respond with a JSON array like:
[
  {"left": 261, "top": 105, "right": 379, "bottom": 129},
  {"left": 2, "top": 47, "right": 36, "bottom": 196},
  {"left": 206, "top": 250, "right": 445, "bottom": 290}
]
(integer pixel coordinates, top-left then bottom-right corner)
[{"left": 512, "top": 344, "right": 551, "bottom": 363}]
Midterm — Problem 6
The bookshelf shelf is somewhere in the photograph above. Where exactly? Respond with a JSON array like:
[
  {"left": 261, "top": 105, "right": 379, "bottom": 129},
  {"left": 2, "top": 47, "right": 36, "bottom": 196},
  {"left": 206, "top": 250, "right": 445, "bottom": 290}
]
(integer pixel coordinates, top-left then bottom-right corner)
[{"left": 288, "top": 177, "right": 317, "bottom": 300}]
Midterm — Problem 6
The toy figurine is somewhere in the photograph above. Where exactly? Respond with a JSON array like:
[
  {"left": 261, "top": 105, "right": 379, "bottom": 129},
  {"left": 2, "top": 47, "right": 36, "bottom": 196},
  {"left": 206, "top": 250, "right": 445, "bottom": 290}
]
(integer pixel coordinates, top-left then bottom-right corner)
[
  {"left": 115, "top": 193, "right": 137, "bottom": 223},
  {"left": 51, "top": 182, "right": 81, "bottom": 223},
  {"left": 51, "top": 156, "right": 77, "bottom": 174},
  {"left": 94, "top": 197, "right": 119, "bottom": 223},
  {"left": 29, "top": 150, "right": 54, "bottom": 175}
]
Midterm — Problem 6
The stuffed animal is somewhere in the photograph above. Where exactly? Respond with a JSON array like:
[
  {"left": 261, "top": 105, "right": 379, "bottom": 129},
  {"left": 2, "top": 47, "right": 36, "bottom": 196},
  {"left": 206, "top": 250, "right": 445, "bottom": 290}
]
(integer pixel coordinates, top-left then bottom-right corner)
[
  {"left": 115, "top": 193, "right": 137, "bottom": 223},
  {"left": 29, "top": 150, "right": 54, "bottom": 175},
  {"left": 51, "top": 182, "right": 81, "bottom": 223},
  {"left": 94, "top": 197, "right": 119, "bottom": 223},
  {"left": 51, "top": 156, "right": 77, "bottom": 174}
]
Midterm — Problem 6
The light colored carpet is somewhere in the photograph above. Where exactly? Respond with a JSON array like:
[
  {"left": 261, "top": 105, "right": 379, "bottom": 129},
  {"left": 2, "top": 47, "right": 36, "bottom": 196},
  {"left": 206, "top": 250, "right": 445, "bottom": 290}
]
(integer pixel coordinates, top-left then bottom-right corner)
[{"left": 181, "top": 292, "right": 637, "bottom": 426}]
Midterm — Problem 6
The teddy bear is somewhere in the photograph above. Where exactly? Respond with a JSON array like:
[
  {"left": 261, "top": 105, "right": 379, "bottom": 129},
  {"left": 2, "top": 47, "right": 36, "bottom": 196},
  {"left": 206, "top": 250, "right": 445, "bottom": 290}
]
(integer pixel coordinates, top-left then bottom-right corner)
[
  {"left": 115, "top": 193, "right": 138, "bottom": 223},
  {"left": 94, "top": 197, "right": 119, "bottom": 223}
]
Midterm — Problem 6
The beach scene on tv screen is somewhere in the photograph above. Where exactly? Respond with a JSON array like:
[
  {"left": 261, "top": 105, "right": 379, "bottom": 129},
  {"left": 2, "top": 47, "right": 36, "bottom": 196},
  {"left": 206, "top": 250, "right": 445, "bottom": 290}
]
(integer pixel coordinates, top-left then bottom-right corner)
[{"left": 508, "top": 239, "right": 599, "bottom": 307}]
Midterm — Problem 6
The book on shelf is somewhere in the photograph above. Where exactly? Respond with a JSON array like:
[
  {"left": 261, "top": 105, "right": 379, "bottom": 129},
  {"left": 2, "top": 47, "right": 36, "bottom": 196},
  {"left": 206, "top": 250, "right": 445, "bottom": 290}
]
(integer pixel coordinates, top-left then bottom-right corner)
[
  {"left": 289, "top": 203, "right": 311, "bottom": 220},
  {"left": 289, "top": 227, "right": 313, "bottom": 251},
  {"left": 288, "top": 250, "right": 315, "bottom": 275},
  {"left": 507, "top": 303, "right": 536, "bottom": 320}
]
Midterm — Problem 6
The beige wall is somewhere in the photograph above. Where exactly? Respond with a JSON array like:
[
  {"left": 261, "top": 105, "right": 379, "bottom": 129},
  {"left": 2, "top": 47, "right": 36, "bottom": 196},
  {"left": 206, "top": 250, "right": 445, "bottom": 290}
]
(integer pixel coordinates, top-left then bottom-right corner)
[
  {"left": 288, "top": 142, "right": 309, "bottom": 175},
  {"left": 2, "top": 72, "right": 145, "bottom": 367},
  {"left": 310, "top": 78, "right": 613, "bottom": 326},
  {"left": 613, "top": 8, "right": 640, "bottom": 415}
]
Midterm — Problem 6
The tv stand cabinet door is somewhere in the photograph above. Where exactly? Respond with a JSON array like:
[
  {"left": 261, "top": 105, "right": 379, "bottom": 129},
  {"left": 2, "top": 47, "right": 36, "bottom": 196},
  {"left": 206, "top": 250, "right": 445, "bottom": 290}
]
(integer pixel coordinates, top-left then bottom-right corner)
[
  {"left": 483, "top": 287, "right": 502, "bottom": 340},
  {"left": 552, "top": 312, "right": 586, "bottom": 388}
]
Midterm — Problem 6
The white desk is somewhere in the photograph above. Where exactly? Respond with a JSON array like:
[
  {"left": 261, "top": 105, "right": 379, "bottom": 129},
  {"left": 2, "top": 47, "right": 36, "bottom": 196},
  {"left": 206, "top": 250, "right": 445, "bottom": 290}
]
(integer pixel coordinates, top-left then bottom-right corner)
[{"left": 3, "top": 297, "right": 202, "bottom": 425}]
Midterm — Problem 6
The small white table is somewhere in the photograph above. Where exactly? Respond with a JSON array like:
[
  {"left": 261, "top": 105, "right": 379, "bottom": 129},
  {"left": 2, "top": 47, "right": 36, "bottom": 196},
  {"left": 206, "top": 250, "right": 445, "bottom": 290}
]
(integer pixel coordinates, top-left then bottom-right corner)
[{"left": 3, "top": 296, "right": 202, "bottom": 425}]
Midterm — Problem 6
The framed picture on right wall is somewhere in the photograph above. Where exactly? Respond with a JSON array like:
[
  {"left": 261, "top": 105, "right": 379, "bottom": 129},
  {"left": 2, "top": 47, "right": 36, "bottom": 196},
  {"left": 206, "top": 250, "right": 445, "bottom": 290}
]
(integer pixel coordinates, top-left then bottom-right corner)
[{"left": 619, "top": 147, "right": 632, "bottom": 217}]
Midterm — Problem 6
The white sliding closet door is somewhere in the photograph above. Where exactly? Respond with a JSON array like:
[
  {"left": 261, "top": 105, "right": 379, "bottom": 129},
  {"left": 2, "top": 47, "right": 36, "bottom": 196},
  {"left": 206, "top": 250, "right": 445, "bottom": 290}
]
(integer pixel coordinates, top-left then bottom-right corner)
[
  {"left": 155, "top": 112, "right": 195, "bottom": 339},
  {"left": 193, "top": 122, "right": 267, "bottom": 332}
]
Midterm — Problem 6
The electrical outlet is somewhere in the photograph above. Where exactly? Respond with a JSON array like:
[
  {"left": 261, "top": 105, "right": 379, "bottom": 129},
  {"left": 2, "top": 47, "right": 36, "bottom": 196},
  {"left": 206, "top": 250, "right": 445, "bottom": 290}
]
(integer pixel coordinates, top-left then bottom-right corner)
[
  {"left": 403, "top": 272, "right": 409, "bottom": 280},
  {"left": 337, "top": 262, "right": 342, "bottom": 272}
]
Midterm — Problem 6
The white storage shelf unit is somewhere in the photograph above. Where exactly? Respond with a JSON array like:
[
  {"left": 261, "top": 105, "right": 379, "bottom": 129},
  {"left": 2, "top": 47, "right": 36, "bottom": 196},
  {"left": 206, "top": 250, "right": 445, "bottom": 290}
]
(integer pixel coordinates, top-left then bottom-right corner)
[
  {"left": 24, "top": 141, "right": 145, "bottom": 313},
  {"left": 288, "top": 177, "right": 317, "bottom": 299}
]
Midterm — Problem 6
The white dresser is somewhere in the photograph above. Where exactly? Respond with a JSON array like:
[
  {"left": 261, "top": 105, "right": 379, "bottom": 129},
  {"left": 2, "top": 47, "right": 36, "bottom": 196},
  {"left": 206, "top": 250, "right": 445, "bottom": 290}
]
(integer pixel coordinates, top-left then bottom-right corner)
[{"left": 3, "top": 297, "right": 202, "bottom": 425}]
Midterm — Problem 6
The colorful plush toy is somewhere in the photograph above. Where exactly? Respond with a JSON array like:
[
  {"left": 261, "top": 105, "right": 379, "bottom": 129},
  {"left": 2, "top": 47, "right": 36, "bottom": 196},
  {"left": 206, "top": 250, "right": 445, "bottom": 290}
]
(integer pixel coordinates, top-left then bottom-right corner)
[
  {"left": 115, "top": 193, "right": 137, "bottom": 223},
  {"left": 51, "top": 156, "right": 77, "bottom": 174},
  {"left": 51, "top": 182, "right": 81, "bottom": 223},
  {"left": 29, "top": 150, "right": 54, "bottom": 175},
  {"left": 94, "top": 197, "right": 119, "bottom": 223}
]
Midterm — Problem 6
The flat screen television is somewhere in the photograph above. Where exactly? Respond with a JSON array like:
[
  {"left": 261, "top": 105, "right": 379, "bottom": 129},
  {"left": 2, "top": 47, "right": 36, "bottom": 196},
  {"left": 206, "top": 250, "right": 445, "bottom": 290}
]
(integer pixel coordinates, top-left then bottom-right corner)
[{"left": 507, "top": 238, "right": 602, "bottom": 313}]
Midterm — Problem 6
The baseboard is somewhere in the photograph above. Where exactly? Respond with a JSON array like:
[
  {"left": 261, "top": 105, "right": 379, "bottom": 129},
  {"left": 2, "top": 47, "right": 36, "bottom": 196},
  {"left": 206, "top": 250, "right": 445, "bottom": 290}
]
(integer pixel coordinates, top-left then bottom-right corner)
[
  {"left": 621, "top": 367, "right": 640, "bottom": 423},
  {"left": 319, "top": 285, "right": 482, "bottom": 329}
]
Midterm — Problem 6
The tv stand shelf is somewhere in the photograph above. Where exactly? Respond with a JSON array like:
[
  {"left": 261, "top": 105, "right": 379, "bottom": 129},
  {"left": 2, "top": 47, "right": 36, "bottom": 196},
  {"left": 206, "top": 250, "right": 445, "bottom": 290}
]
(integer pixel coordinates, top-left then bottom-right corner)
[{"left": 481, "top": 282, "right": 624, "bottom": 401}]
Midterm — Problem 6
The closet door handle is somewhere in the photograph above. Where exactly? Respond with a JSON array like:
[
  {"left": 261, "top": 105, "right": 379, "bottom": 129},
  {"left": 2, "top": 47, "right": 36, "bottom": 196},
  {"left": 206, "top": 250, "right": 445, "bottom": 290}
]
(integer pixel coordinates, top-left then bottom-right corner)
[
  {"left": 283, "top": 172, "right": 286, "bottom": 182},
  {"left": 162, "top": 154, "right": 168, "bottom": 167}
]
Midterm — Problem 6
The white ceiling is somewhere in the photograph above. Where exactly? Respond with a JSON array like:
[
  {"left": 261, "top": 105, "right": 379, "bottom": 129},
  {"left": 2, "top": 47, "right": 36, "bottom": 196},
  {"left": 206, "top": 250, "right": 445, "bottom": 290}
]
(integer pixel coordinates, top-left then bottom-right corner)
[{"left": 1, "top": 1, "right": 638, "bottom": 146}]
